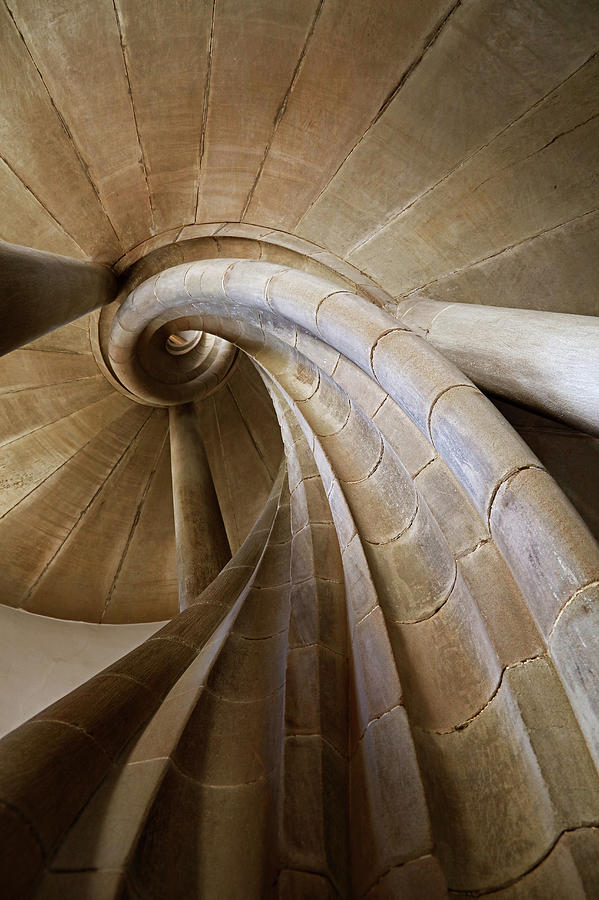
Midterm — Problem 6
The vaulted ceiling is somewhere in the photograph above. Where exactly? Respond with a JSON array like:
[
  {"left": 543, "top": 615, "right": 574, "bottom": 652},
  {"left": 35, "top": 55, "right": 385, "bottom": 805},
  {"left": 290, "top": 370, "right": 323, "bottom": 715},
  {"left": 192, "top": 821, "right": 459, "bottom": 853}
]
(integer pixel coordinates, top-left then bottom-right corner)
[{"left": 1, "top": 0, "right": 598, "bottom": 314}]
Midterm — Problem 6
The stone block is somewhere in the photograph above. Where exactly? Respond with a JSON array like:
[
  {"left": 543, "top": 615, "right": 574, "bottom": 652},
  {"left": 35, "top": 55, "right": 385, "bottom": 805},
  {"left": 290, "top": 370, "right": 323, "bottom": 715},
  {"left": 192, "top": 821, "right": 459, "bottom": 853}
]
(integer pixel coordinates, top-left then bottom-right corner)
[
  {"left": 372, "top": 330, "right": 471, "bottom": 436},
  {"left": 350, "top": 604, "right": 402, "bottom": 749},
  {"left": 458, "top": 541, "right": 543, "bottom": 667},
  {"left": 289, "top": 577, "right": 347, "bottom": 656},
  {"left": 173, "top": 688, "right": 284, "bottom": 787},
  {"left": 0, "top": 719, "right": 109, "bottom": 854},
  {"left": 291, "top": 523, "right": 342, "bottom": 585},
  {"left": 332, "top": 355, "right": 387, "bottom": 417},
  {"left": 415, "top": 456, "right": 489, "bottom": 556},
  {"left": 342, "top": 440, "right": 416, "bottom": 543},
  {"left": 373, "top": 395, "right": 436, "bottom": 477},
  {"left": 317, "top": 290, "right": 396, "bottom": 372},
  {"left": 390, "top": 572, "right": 501, "bottom": 731},
  {"left": 130, "top": 762, "right": 278, "bottom": 899},
  {"left": 430, "top": 385, "right": 541, "bottom": 521},
  {"left": 550, "top": 583, "right": 599, "bottom": 773},
  {"left": 363, "top": 500, "right": 456, "bottom": 623},
  {"left": 490, "top": 467, "right": 599, "bottom": 636},
  {"left": 351, "top": 706, "right": 432, "bottom": 897},
  {"left": 321, "top": 402, "right": 382, "bottom": 483},
  {"left": 283, "top": 735, "right": 347, "bottom": 895},
  {"left": 208, "top": 629, "right": 288, "bottom": 702}
]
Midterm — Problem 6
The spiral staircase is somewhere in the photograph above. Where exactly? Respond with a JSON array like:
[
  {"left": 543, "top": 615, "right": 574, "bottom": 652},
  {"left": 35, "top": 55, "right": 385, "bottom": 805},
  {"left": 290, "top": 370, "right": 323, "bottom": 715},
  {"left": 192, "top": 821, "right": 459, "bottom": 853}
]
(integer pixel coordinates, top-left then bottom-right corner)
[{"left": 1, "top": 1, "right": 599, "bottom": 898}]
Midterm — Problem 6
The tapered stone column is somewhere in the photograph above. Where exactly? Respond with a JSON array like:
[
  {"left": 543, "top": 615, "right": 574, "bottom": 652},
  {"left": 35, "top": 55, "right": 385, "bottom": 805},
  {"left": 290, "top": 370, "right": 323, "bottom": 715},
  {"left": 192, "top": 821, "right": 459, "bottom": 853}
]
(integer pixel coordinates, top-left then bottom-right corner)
[
  {"left": 169, "top": 402, "right": 231, "bottom": 610},
  {"left": 0, "top": 241, "right": 117, "bottom": 356},
  {"left": 396, "top": 298, "right": 599, "bottom": 435}
]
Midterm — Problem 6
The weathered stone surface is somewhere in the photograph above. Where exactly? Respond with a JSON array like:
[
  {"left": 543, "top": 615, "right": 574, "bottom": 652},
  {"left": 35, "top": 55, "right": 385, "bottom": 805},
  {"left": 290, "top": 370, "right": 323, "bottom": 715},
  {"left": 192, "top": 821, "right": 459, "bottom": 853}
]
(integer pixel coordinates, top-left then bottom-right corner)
[
  {"left": 247, "top": 0, "right": 451, "bottom": 230},
  {"left": 390, "top": 572, "right": 501, "bottom": 731},
  {"left": 427, "top": 208, "right": 599, "bottom": 316},
  {"left": 550, "top": 583, "right": 599, "bottom": 772},
  {"left": 430, "top": 385, "right": 541, "bottom": 520},
  {"left": 0, "top": 156, "right": 85, "bottom": 258},
  {"left": 9, "top": 0, "right": 153, "bottom": 249},
  {"left": 24, "top": 410, "right": 170, "bottom": 622},
  {"left": 351, "top": 706, "right": 432, "bottom": 897},
  {"left": 113, "top": 0, "right": 212, "bottom": 233},
  {"left": 0, "top": 4, "right": 121, "bottom": 261},
  {"left": 299, "top": 0, "right": 599, "bottom": 267},
  {"left": 490, "top": 467, "right": 599, "bottom": 635},
  {"left": 349, "top": 55, "right": 599, "bottom": 298},
  {"left": 458, "top": 540, "right": 543, "bottom": 667},
  {"left": 366, "top": 855, "right": 447, "bottom": 899},
  {"left": 196, "top": 0, "right": 320, "bottom": 223},
  {"left": 415, "top": 656, "right": 599, "bottom": 892}
]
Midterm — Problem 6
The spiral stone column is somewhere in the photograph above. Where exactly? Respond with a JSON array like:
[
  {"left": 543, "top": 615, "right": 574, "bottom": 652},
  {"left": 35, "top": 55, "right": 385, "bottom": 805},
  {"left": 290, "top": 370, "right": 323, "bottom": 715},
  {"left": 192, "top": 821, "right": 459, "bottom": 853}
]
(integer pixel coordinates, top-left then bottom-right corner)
[{"left": 0, "top": 252, "right": 597, "bottom": 899}]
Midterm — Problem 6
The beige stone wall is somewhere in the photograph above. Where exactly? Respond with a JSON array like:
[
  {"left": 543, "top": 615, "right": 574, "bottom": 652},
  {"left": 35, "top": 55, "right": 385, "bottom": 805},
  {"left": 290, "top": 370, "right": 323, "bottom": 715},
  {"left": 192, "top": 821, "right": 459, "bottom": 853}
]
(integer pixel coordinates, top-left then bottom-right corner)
[{"left": 0, "top": 605, "right": 163, "bottom": 738}]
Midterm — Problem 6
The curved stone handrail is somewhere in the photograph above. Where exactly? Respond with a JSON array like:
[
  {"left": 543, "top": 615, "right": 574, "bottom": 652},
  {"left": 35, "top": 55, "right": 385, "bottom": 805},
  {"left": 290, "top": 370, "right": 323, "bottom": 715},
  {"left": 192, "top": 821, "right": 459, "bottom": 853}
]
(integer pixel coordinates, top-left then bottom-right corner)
[{"left": 103, "top": 257, "right": 599, "bottom": 892}]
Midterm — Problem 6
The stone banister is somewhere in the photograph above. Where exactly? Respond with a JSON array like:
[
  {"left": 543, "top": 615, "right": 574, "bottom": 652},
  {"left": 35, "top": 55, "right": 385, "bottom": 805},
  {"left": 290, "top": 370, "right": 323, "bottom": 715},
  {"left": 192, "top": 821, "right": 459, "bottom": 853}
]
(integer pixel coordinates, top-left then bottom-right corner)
[{"left": 396, "top": 297, "right": 599, "bottom": 435}]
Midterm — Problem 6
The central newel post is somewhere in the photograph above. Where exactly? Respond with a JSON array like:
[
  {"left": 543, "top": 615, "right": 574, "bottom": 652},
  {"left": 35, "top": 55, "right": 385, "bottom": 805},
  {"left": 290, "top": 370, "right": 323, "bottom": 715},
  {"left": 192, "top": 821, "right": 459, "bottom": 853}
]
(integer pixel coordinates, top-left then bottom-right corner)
[{"left": 169, "top": 402, "right": 231, "bottom": 610}]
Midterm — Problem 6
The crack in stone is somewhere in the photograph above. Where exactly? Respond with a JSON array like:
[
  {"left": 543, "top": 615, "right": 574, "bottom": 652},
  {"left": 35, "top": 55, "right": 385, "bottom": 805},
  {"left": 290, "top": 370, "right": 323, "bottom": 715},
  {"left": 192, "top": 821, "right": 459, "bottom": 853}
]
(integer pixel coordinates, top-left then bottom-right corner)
[
  {"left": 112, "top": 0, "right": 156, "bottom": 235},
  {"left": 363, "top": 853, "right": 436, "bottom": 898},
  {"left": 22, "top": 410, "right": 153, "bottom": 611},
  {"left": 412, "top": 455, "right": 438, "bottom": 479},
  {"left": 449, "top": 823, "right": 599, "bottom": 896},
  {"left": 400, "top": 205, "right": 599, "bottom": 300},
  {"left": 547, "top": 579, "right": 599, "bottom": 643},
  {"left": 486, "top": 462, "right": 546, "bottom": 529},
  {"left": 422, "top": 654, "right": 545, "bottom": 736},
  {"left": 427, "top": 381, "right": 477, "bottom": 442},
  {"left": 355, "top": 703, "right": 404, "bottom": 749},
  {"left": 346, "top": 51, "right": 598, "bottom": 260},
  {"left": 295, "top": 0, "right": 463, "bottom": 232},
  {"left": 456, "top": 537, "right": 492, "bottom": 560},
  {"left": 194, "top": 0, "right": 217, "bottom": 222}
]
